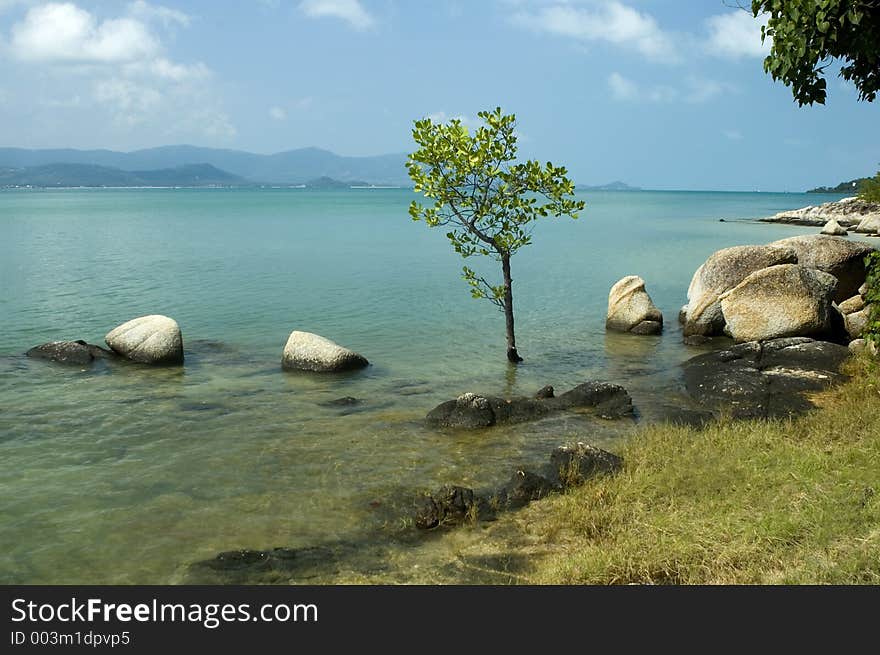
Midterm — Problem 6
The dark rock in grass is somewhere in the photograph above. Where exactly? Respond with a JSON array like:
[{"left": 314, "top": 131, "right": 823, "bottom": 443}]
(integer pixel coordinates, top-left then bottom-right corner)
[
  {"left": 545, "top": 443, "right": 623, "bottom": 489},
  {"left": 496, "top": 469, "right": 556, "bottom": 509},
  {"left": 26, "top": 340, "right": 116, "bottom": 366},
  {"left": 426, "top": 382, "right": 633, "bottom": 429},
  {"left": 655, "top": 406, "right": 716, "bottom": 428},
  {"left": 535, "top": 385, "right": 555, "bottom": 399},
  {"left": 683, "top": 337, "right": 850, "bottom": 419},
  {"left": 414, "top": 485, "right": 484, "bottom": 530}
]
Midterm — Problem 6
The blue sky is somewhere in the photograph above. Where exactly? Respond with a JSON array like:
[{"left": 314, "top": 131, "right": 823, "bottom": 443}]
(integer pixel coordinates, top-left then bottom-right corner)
[{"left": 0, "top": 0, "right": 877, "bottom": 190}]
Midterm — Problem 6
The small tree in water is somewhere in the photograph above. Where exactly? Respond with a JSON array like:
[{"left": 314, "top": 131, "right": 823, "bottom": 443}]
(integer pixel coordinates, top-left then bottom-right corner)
[{"left": 407, "top": 108, "right": 584, "bottom": 363}]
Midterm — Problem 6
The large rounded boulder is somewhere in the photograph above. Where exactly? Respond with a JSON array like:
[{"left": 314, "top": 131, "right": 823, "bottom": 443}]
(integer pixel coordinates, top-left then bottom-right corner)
[
  {"left": 854, "top": 214, "right": 880, "bottom": 235},
  {"left": 820, "top": 219, "right": 847, "bottom": 236},
  {"left": 605, "top": 275, "right": 663, "bottom": 335},
  {"left": 684, "top": 245, "right": 798, "bottom": 336},
  {"left": 281, "top": 331, "right": 369, "bottom": 373},
  {"left": 770, "top": 235, "right": 875, "bottom": 301},
  {"left": 719, "top": 264, "right": 837, "bottom": 343},
  {"left": 105, "top": 315, "right": 184, "bottom": 365}
]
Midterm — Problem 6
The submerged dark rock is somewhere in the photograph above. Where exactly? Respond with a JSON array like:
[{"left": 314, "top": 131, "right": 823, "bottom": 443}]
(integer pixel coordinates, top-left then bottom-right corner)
[
  {"left": 322, "top": 396, "right": 361, "bottom": 407},
  {"left": 199, "top": 548, "right": 299, "bottom": 573},
  {"left": 682, "top": 337, "right": 850, "bottom": 419},
  {"left": 413, "top": 442, "right": 624, "bottom": 530},
  {"left": 426, "top": 382, "right": 633, "bottom": 429},
  {"left": 26, "top": 340, "right": 116, "bottom": 366},
  {"left": 535, "top": 385, "right": 555, "bottom": 399}
]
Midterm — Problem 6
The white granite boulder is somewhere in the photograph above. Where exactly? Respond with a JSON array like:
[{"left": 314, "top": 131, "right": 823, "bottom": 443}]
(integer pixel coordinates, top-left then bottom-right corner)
[
  {"left": 854, "top": 214, "right": 880, "bottom": 235},
  {"left": 719, "top": 265, "right": 838, "bottom": 343},
  {"left": 105, "top": 315, "right": 184, "bottom": 365},
  {"left": 683, "top": 244, "right": 798, "bottom": 336},
  {"left": 282, "top": 331, "right": 369, "bottom": 372},
  {"left": 605, "top": 276, "right": 663, "bottom": 335},
  {"left": 820, "top": 218, "right": 848, "bottom": 236},
  {"left": 771, "top": 234, "right": 875, "bottom": 302}
]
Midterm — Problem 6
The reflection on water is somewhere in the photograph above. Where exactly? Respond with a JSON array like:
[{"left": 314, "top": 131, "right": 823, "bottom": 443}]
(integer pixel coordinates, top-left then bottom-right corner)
[{"left": 0, "top": 188, "right": 841, "bottom": 583}]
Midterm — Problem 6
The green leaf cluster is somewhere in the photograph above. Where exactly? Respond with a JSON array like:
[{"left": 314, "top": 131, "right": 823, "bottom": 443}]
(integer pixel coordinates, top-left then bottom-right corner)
[
  {"left": 407, "top": 107, "right": 584, "bottom": 304},
  {"left": 864, "top": 251, "right": 880, "bottom": 345},
  {"left": 858, "top": 170, "right": 880, "bottom": 203},
  {"left": 752, "top": 1, "right": 880, "bottom": 105}
]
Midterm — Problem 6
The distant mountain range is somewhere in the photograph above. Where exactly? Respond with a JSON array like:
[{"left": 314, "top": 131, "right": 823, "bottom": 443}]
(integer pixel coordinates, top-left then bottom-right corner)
[
  {"left": 0, "top": 146, "right": 410, "bottom": 187},
  {"left": 0, "top": 146, "right": 641, "bottom": 190},
  {"left": 0, "top": 163, "right": 246, "bottom": 188},
  {"left": 807, "top": 178, "right": 869, "bottom": 194},
  {"left": 576, "top": 181, "right": 640, "bottom": 191}
]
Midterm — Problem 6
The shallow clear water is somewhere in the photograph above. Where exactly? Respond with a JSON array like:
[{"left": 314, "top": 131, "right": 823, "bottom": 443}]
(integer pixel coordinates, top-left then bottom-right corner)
[{"left": 0, "top": 188, "right": 843, "bottom": 583}]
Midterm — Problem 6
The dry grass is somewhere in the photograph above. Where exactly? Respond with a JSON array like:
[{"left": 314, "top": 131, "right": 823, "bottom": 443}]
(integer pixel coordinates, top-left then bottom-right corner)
[{"left": 519, "top": 356, "right": 880, "bottom": 584}]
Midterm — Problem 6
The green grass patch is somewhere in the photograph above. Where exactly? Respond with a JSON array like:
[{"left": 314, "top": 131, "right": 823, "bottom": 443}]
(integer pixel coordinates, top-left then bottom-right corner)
[{"left": 520, "top": 356, "right": 880, "bottom": 584}]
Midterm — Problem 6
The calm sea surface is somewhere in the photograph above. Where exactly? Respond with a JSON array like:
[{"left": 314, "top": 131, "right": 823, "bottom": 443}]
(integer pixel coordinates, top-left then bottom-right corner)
[{"left": 0, "top": 188, "right": 845, "bottom": 583}]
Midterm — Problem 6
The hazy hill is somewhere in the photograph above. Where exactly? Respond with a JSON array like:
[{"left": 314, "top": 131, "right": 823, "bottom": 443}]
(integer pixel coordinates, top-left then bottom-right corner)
[
  {"left": 0, "top": 163, "right": 246, "bottom": 187},
  {"left": 577, "top": 181, "right": 641, "bottom": 191},
  {"left": 0, "top": 146, "right": 410, "bottom": 185}
]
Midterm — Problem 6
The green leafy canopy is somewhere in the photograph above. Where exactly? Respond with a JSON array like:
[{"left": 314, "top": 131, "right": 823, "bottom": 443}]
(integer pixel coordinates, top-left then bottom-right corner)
[
  {"left": 752, "top": 0, "right": 880, "bottom": 105},
  {"left": 406, "top": 107, "right": 584, "bottom": 306},
  {"left": 859, "top": 170, "right": 880, "bottom": 204}
]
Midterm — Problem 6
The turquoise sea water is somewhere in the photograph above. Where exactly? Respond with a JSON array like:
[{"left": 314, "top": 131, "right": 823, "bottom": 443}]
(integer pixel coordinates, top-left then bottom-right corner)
[{"left": 0, "top": 188, "right": 845, "bottom": 583}]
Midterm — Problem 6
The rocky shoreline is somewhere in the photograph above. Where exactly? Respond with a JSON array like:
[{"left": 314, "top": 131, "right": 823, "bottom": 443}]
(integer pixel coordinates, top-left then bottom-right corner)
[
  {"left": 759, "top": 196, "right": 880, "bottom": 233},
  {"left": 19, "top": 201, "right": 880, "bottom": 582}
]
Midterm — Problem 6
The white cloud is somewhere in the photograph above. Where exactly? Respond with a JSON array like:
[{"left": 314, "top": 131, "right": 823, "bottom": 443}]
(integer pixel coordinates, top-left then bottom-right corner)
[
  {"left": 705, "top": 11, "right": 769, "bottom": 59},
  {"left": 128, "top": 1, "right": 190, "bottom": 28},
  {"left": 608, "top": 72, "right": 638, "bottom": 101},
  {"left": 5, "top": 3, "right": 234, "bottom": 141},
  {"left": 608, "top": 73, "right": 734, "bottom": 104},
  {"left": 513, "top": 2, "right": 679, "bottom": 63},
  {"left": 684, "top": 77, "right": 737, "bottom": 104},
  {"left": 141, "top": 57, "right": 210, "bottom": 82},
  {"left": 94, "top": 78, "right": 162, "bottom": 125},
  {"left": 608, "top": 72, "right": 676, "bottom": 103},
  {"left": 724, "top": 129, "right": 744, "bottom": 141},
  {"left": 10, "top": 3, "right": 159, "bottom": 63},
  {"left": 172, "top": 107, "right": 236, "bottom": 139},
  {"left": 269, "top": 106, "right": 287, "bottom": 120},
  {"left": 299, "top": 0, "right": 375, "bottom": 31}
]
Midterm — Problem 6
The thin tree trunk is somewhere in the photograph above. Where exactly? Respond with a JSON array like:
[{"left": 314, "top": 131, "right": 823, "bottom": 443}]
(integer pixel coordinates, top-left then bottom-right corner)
[{"left": 501, "top": 253, "right": 523, "bottom": 363}]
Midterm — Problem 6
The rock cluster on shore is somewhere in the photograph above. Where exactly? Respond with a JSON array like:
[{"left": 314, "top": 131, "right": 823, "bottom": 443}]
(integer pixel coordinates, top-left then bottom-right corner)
[
  {"left": 27, "top": 314, "right": 184, "bottom": 366},
  {"left": 682, "top": 337, "right": 851, "bottom": 419},
  {"left": 762, "top": 197, "right": 880, "bottom": 231},
  {"left": 681, "top": 235, "right": 875, "bottom": 343}
]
